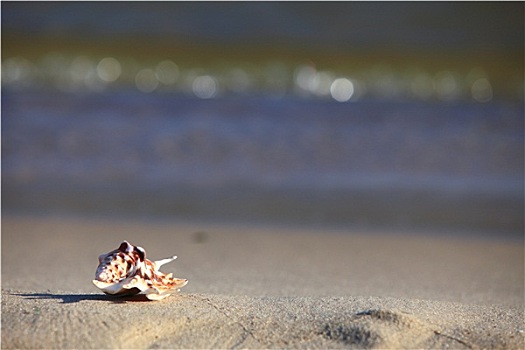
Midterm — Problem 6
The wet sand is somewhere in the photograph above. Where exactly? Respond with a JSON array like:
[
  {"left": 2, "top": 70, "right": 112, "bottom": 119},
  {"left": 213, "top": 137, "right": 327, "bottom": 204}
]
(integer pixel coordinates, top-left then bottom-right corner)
[{"left": 2, "top": 215, "right": 523, "bottom": 348}]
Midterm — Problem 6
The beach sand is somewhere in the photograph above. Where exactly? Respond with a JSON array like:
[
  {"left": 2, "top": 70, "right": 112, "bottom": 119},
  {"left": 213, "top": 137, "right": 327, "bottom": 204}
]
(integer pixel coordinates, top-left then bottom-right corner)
[{"left": 2, "top": 215, "right": 523, "bottom": 349}]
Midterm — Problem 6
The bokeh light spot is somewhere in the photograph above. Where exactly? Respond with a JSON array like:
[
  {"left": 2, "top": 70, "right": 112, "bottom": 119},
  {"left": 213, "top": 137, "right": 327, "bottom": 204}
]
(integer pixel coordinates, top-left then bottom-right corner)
[
  {"left": 97, "top": 57, "right": 121, "bottom": 82},
  {"left": 192, "top": 75, "right": 218, "bottom": 99},
  {"left": 471, "top": 78, "right": 493, "bottom": 103},
  {"left": 155, "top": 60, "right": 179, "bottom": 85},
  {"left": 70, "top": 56, "right": 95, "bottom": 83},
  {"left": 294, "top": 65, "right": 317, "bottom": 92},
  {"left": 311, "top": 71, "right": 334, "bottom": 97},
  {"left": 2, "top": 57, "right": 35, "bottom": 86},
  {"left": 135, "top": 68, "right": 159, "bottom": 93},
  {"left": 330, "top": 78, "right": 354, "bottom": 102}
]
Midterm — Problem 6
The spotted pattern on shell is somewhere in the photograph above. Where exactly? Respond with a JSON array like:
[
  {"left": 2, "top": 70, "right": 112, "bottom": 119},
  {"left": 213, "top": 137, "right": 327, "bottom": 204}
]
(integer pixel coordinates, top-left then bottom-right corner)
[{"left": 92, "top": 240, "right": 188, "bottom": 301}]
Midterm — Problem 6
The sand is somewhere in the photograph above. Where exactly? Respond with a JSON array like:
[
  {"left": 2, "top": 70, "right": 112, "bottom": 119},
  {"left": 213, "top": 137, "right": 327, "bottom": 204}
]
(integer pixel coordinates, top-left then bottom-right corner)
[{"left": 2, "top": 215, "right": 523, "bottom": 349}]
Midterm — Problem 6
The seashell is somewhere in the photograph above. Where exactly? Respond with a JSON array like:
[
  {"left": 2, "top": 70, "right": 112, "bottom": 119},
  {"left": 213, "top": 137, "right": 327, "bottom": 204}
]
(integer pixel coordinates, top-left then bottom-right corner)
[{"left": 92, "top": 240, "right": 188, "bottom": 301}]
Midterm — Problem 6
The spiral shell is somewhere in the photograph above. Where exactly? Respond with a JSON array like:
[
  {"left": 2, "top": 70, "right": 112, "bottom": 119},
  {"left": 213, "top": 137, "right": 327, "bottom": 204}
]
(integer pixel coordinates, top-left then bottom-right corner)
[{"left": 92, "top": 240, "right": 188, "bottom": 301}]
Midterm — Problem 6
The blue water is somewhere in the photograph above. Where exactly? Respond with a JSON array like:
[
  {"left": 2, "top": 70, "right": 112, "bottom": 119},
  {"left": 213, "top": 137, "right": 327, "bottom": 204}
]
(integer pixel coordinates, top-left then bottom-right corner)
[
  {"left": 2, "top": 89, "right": 523, "bottom": 231},
  {"left": 2, "top": 2, "right": 523, "bottom": 232}
]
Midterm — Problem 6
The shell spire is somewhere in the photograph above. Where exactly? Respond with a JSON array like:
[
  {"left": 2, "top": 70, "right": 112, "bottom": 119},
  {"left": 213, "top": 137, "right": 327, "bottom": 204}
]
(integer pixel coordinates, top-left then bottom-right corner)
[{"left": 92, "top": 240, "right": 188, "bottom": 301}]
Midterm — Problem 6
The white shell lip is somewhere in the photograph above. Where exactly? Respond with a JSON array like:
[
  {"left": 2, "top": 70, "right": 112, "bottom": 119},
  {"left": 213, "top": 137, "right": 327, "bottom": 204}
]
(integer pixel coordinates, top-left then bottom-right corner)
[{"left": 93, "top": 241, "right": 188, "bottom": 301}]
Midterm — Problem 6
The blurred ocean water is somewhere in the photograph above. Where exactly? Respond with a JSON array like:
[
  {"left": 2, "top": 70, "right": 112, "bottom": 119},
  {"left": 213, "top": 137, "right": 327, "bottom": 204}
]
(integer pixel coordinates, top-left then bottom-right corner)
[
  {"left": 2, "top": 2, "right": 522, "bottom": 52},
  {"left": 2, "top": 89, "right": 523, "bottom": 232},
  {"left": 2, "top": 2, "right": 523, "bottom": 232},
  {"left": 2, "top": 2, "right": 523, "bottom": 102}
]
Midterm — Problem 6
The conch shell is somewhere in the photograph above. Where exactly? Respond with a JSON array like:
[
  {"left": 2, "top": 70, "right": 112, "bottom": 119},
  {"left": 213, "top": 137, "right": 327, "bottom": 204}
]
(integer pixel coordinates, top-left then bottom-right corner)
[{"left": 92, "top": 240, "right": 188, "bottom": 301}]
